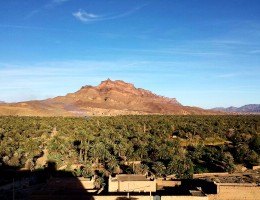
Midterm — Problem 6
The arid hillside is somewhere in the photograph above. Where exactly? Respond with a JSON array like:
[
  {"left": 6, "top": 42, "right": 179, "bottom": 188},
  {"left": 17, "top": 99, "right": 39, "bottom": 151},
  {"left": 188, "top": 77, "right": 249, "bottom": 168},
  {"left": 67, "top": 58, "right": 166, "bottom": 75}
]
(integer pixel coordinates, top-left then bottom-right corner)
[
  {"left": 0, "top": 79, "right": 219, "bottom": 116},
  {"left": 212, "top": 104, "right": 260, "bottom": 113}
]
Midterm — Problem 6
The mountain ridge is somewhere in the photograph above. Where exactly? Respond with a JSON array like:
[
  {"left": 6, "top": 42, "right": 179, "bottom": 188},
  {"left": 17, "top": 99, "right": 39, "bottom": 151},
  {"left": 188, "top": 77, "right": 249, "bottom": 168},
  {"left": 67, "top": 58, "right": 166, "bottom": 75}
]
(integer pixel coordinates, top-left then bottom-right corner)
[
  {"left": 0, "top": 79, "right": 220, "bottom": 116},
  {"left": 212, "top": 104, "right": 260, "bottom": 113}
]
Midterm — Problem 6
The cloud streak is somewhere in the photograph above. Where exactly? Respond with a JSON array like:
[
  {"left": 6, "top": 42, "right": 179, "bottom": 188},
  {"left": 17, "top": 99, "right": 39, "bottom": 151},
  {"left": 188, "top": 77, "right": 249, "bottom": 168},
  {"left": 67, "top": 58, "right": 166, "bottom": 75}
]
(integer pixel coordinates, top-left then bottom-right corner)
[
  {"left": 45, "top": 0, "right": 70, "bottom": 8},
  {"left": 73, "top": 5, "right": 146, "bottom": 23},
  {"left": 72, "top": 10, "right": 100, "bottom": 22}
]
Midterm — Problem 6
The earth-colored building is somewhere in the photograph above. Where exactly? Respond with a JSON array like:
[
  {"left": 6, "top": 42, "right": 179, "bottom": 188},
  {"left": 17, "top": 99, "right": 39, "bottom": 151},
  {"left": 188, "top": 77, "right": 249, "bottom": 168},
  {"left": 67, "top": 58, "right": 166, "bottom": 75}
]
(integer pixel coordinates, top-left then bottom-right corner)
[{"left": 109, "top": 174, "right": 157, "bottom": 193}]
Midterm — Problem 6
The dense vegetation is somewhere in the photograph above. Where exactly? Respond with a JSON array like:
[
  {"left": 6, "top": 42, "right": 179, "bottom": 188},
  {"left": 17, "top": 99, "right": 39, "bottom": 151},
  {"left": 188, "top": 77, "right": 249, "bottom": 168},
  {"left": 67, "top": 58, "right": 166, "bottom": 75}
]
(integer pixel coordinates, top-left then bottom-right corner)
[{"left": 0, "top": 115, "right": 259, "bottom": 181}]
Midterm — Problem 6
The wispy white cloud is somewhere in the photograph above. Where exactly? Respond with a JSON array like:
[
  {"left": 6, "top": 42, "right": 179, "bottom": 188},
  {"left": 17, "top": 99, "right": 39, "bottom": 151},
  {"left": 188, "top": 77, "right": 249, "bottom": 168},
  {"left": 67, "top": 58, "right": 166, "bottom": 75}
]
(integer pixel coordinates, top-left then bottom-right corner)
[
  {"left": 73, "top": 5, "right": 146, "bottom": 23},
  {"left": 45, "top": 0, "right": 70, "bottom": 8},
  {"left": 72, "top": 10, "right": 100, "bottom": 22}
]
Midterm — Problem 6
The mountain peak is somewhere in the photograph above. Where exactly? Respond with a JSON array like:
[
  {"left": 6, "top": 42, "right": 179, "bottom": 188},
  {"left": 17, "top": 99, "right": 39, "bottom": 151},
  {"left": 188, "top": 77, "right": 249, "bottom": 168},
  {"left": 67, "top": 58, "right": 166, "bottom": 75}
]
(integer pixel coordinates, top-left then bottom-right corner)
[
  {"left": 98, "top": 79, "right": 135, "bottom": 89},
  {"left": 77, "top": 79, "right": 181, "bottom": 105},
  {"left": 0, "top": 79, "right": 219, "bottom": 116},
  {"left": 95, "top": 79, "right": 166, "bottom": 100}
]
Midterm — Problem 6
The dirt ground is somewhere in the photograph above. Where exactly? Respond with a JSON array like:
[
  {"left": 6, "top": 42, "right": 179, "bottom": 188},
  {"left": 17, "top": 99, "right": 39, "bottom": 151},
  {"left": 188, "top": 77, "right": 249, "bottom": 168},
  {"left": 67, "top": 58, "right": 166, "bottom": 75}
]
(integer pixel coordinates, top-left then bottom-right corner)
[{"left": 194, "top": 169, "right": 260, "bottom": 184}]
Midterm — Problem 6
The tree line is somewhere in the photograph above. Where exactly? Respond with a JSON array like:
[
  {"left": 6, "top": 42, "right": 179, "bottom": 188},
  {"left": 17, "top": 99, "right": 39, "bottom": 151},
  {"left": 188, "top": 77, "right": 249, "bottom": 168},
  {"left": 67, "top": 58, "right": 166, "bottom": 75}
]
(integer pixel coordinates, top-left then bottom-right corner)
[{"left": 0, "top": 115, "right": 259, "bottom": 180}]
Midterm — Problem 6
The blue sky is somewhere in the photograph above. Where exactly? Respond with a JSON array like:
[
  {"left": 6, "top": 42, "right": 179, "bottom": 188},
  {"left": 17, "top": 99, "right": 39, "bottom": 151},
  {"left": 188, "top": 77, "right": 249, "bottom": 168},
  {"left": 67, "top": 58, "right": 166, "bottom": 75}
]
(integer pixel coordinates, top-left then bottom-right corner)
[{"left": 0, "top": 0, "right": 259, "bottom": 108}]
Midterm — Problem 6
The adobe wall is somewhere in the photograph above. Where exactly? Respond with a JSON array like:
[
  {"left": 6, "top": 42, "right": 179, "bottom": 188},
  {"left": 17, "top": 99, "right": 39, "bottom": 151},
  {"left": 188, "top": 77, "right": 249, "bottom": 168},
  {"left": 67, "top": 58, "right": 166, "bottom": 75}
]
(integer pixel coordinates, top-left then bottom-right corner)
[
  {"left": 92, "top": 195, "right": 208, "bottom": 200},
  {"left": 109, "top": 179, "right": 119, "bottom": 192},
  {"left": 78, "top": 177, "right": 95, "bottom": 189},
  {"left": 32, "top": 194, "right": 208, "bottom": 200},
  {"left": 208, "top": 185, "right": 260, "bottom": 200},
  {"left": 193, "top": 172, "right": 229, "bottom": 178},
  {"left": 109, "top": 176, "right": 156, "bottom": 192},
  {"left": 252, "top": 165, "right": 260, "bottom": 170},
  {"left": 156, "top": 178, "right": 182, "bottom": 187},
  {"left": 118, "top": 180, "right": 156, "bottom": 192},
  {"left": 93, "top": 196, "right": 151, "bottom": 200}
]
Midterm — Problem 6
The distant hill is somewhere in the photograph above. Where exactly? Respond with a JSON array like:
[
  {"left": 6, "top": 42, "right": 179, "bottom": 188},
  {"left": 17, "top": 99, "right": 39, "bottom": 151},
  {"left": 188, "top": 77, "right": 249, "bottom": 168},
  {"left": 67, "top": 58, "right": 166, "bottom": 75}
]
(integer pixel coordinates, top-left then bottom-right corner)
[
  {"left": 0, "top": 79, "right": 220, "bottom": 116},
  {"left": 212, "top": 104, "right": 260, "bottom": 113},
  {"left": 0, "top": 101, "right": 5, "bottom": 104}
]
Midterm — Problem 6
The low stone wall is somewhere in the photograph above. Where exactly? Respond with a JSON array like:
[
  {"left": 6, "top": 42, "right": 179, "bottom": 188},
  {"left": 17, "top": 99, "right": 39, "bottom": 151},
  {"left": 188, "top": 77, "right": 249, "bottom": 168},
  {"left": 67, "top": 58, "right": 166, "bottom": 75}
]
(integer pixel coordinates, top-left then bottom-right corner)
[{"left": 193, "top": 173, "right": 229, "bottom": 178}]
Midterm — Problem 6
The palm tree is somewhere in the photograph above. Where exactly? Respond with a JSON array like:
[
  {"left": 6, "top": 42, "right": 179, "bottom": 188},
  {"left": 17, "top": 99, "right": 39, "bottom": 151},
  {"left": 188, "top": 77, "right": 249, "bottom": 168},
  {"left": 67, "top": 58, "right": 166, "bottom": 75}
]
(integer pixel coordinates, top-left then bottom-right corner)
[
  {"left": 94, "top": 176, "right": 104, "bottom": 189},
  {"left": 166, "top": 160, "right": 176, "bottom": 175},
  {"left": 136, "top": 145, "right": 148, "bottom": 160},
  {"left": 152, "top": 161, "right": 165, "bottom": 177},
  {"left": 106, "top": 155, "right": 119, "bottom": 174},
  {"left": 133, "top": 163, "right": 149, "bottom": 175}
]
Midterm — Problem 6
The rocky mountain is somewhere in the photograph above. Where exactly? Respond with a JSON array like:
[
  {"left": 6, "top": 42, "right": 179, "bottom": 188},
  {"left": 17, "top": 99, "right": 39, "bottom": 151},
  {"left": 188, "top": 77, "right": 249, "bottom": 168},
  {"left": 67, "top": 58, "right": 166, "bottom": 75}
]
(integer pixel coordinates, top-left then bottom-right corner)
[
  {"left": 0, "top": 79, "right": 218, "bottom": 116},
  {"left": 212, "top": 104, "right": 260, "bottom": 113}
]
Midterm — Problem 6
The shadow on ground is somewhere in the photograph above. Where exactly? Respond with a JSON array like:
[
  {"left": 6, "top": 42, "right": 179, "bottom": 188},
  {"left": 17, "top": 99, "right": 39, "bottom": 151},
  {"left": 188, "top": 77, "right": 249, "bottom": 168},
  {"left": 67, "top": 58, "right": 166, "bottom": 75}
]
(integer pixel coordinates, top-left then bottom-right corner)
[{"left": 0, "top": 161, "right": 95, "bottom": 200}]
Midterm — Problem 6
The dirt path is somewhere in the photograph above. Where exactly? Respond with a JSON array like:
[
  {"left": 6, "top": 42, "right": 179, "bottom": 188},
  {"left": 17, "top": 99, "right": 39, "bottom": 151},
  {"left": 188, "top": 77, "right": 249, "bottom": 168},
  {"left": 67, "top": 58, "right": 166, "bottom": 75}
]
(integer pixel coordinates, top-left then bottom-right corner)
[
  {"left": 36, "top": 149, "right": 49, "bottom": 167},
  {"left": 35, "top": 128, "right": 57, "bottom": 168}
]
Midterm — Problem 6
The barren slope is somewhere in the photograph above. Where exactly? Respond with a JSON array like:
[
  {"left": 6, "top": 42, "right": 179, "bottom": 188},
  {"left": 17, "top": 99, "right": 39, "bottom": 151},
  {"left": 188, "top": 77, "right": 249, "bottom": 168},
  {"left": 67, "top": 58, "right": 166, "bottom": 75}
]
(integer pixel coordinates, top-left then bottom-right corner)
[{"left": 0, "top": 79, "right": 218, "bottom": 116}]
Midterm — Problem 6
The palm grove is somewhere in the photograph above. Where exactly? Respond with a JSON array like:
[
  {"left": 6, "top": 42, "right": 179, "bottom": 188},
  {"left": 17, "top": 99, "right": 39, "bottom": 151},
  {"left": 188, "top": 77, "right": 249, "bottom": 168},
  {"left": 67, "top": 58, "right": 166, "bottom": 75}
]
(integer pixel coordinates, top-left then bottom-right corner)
[{"left": 0, "top": 115, "right": 259, "bottom": 182}]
